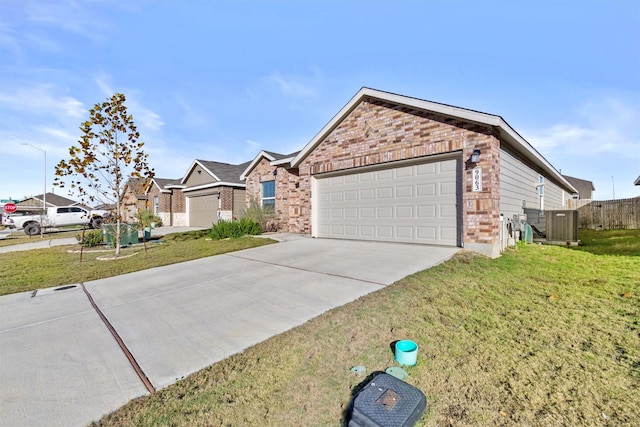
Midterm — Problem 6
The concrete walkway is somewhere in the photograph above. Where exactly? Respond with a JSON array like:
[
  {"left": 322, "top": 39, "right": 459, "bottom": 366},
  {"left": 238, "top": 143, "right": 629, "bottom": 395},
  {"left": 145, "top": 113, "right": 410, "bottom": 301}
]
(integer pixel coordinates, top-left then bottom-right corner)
[{"left": 0, "top": 235, "right": 459, "bottom": 426}]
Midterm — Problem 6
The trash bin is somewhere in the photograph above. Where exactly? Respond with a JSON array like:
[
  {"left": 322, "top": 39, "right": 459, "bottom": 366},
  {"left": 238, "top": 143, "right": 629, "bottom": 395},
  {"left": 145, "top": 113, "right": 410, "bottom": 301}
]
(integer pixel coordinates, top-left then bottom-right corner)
[
  {"left": 103, "top": 224, "right": 115, "bottom": 247},
  {"left": 128, "top": 223, "right": 139, "bottom": 245},
  {"left": 144, "top": 226, "right": 151, "bottom": 240}
]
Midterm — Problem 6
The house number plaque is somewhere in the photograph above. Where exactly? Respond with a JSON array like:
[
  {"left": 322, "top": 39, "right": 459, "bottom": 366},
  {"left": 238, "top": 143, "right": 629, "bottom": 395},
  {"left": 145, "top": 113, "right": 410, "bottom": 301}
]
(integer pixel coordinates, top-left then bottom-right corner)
[{"left": 472, "top": 166, "right": 482, "bottom": 192}]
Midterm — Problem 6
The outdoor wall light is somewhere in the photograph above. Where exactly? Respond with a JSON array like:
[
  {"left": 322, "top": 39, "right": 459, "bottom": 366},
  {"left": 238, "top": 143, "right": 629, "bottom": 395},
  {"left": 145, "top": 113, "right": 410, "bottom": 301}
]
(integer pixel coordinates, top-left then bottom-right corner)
[
  {"left": 273, "top": 168, "right": 278, "bottom": 176},
  {"left": 470, "top": 149, "right": 481, "bottom": 164}
]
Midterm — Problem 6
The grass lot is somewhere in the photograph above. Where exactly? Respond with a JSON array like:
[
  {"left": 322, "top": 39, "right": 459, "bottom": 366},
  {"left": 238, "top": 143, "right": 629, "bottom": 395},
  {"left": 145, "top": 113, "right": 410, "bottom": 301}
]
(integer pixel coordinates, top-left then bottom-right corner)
[
  {"left": 0, "top": 231, "right": 274, "bottom": 296},
  {"left": 0, "top": 227, "right": 82, "bottom": 247},
  {"left": 89, "top": 229, "right": 640, "bottom": 426}
]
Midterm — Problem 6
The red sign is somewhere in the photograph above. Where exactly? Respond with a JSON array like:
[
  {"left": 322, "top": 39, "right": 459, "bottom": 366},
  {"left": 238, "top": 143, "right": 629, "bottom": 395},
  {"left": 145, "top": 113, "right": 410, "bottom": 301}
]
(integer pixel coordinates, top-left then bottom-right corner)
[{"left": 3, "top": 203, "right": 17, "bottom": 213}]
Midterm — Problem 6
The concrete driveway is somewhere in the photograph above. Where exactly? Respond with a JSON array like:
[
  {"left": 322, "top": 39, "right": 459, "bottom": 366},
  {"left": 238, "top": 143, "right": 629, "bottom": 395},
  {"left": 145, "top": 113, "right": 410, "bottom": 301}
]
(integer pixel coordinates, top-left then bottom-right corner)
[{"left": 0, "top": 234, "right": 458, "bottom": 426}]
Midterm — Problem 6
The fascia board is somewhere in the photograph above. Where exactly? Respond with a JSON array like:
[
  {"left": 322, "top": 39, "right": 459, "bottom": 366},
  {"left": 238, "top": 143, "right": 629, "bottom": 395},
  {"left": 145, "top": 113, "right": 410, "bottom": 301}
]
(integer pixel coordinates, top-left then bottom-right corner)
[
  {"left": 271, "top": 156, "right": 294, "bottom": 166},
  {"left": 180, "top": 160, "right": 221, "bottom": 184},
  {"left": 240, "top": 151, "right": 277, "bottom": 180},
  {"left": 182, "top": 182, "right": 247, "bottom": 193}
]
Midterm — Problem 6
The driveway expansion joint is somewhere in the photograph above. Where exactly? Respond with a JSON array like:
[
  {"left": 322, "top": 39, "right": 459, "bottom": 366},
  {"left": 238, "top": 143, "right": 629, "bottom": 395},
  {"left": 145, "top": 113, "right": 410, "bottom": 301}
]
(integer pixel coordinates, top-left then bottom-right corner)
[
  {"left": 225, "top": 253, "right": 387, "bottom": 287},
  {"left": 81, "top": 283, "right": 156, "bottom": 394}
]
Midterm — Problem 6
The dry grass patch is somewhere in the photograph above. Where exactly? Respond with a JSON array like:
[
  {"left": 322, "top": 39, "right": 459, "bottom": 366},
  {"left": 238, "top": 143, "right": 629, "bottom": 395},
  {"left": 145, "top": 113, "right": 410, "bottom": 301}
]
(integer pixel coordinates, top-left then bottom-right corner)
[{"left": 93, "top": 233, "right": 640, "bottom": 426}]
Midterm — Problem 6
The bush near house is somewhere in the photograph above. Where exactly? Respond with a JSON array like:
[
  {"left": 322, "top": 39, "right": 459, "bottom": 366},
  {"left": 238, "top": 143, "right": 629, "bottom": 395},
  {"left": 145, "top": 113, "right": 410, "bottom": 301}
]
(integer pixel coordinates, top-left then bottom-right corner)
[
  {"left": 136, "top": 210, "right": 163, "bottom": 228},
  {"left": 210, "top": 218, "right": 262, "bottom": 240},
  {"left": 241, "top": 199, "right": 279, "bottom": 232}
]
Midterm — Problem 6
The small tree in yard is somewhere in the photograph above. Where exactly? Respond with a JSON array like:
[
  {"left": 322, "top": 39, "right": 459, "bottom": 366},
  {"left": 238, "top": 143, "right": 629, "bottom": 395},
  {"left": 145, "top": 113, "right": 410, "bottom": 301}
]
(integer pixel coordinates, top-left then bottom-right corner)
[{"left": 54, "top": 93, "right": 154, "bottom": 256}]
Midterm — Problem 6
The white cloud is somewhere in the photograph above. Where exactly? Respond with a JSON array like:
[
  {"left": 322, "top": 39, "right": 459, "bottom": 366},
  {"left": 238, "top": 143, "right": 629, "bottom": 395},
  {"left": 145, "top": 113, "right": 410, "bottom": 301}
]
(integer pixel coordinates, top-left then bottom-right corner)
[
  {"left": 0, "top": 83, "right": 85, "bottom": 119},
  {"left": 24, "top": 0, "right": 112, "bottom": 43},
  {"left": 526, "top": 96, "right": 640, "bottom": 159},
  {"left": 174, "top": 94, "right": 208, "bottom": 128},
  {"left": 269, "top": 71, "right": 318, "bottom": 98}
]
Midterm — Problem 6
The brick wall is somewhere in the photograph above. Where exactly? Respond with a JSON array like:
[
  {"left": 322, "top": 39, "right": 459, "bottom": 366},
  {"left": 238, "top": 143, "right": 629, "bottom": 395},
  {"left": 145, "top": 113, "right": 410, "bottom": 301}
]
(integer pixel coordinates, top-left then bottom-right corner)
[{"left": 246, "top": 98, "right": 502, "bottom": 254}]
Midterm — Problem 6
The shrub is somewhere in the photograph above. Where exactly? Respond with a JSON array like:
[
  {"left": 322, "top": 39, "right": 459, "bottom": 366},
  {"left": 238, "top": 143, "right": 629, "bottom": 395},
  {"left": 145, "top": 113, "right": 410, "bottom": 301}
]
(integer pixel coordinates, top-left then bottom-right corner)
[
  {"left": 210, "top": 218, "right": 262, "bottom": 240},
  {"left": 237, "top": 217, "right": 262, "bottom": 236},
  {"left": 136, "top": 210, "right": 163, "bottom": 228},
  {"left": 77, "top": 230, "right": 104, "bottom": 247},
  {"left": 240, "top": 199, "right": 279, "bottom": 232}
]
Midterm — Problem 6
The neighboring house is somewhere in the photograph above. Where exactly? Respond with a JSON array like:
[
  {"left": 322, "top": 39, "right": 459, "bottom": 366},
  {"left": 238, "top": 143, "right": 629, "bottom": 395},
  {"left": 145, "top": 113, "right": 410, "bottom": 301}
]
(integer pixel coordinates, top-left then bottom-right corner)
[
  {"left": 120, "top": 178, "right": 149, "bottom": 223},
  {"left": 562, "top": 175, "right": 594, "bottom": 208},
  {"left": 180, "top": 159, "right": 251, "bottom": 227},
  {"left": 16, "top": 192, "right": 81, "bottom": 213},
  {"left": 242, "top": 87, "right": 577, "bottom": 258},
  {"left": 145, "top": 178, "right": 186, "bottom": 226}
]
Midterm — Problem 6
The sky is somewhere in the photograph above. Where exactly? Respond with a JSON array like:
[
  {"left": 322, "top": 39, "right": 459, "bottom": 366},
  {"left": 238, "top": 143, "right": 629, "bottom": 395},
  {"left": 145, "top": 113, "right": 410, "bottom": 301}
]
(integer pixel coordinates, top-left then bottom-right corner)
[{"left": 1, "top": 0, "right": 639, "bottom": 204}]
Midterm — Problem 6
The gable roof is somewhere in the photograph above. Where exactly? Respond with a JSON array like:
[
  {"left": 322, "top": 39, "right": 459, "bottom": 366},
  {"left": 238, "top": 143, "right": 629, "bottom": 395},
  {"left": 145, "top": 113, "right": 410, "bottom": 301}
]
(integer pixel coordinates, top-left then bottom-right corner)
[
  {"left": 20, "top": 192, "right": 79, "bottom": 207},
  {"left": 240, "top": 150, "right": 300, "bottom": 180},
  {"left": 148, "top": 178, "right": 184, "bottom": 194},
  {"left": 288, "top": 87, "right": 577, "bottom": 193},
  {"left": 181, "top": 159, "right": 251, "bottom": 189},
  {"left": 124, "top": 178, "right": 149, "bottom": 198},
  {"left": 562, "top": 175, "right": 595, "bottom": 198},
  {"left": 635, "top": 176, "right": 640, "bottom": 186}
]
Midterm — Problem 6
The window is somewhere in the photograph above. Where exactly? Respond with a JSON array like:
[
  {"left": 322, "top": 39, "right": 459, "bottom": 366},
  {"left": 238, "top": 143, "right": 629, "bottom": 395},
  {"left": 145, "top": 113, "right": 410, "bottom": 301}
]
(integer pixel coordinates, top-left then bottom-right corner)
[
  {"left": 154, "top": 196, "right": 159, "bottom": 214},
  {"left": 538, "top": 175, "right": 545, "bottom": 211},
  {"left": 262, "top": 181, "right": 275, "bottom": 210}
]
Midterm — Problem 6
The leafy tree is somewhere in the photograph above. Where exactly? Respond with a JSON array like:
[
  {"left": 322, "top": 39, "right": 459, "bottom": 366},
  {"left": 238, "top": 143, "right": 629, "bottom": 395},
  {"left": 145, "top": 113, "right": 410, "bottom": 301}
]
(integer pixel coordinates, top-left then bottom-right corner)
[{"left": 54, "top": 93, "right": 154, "bottom": 255}]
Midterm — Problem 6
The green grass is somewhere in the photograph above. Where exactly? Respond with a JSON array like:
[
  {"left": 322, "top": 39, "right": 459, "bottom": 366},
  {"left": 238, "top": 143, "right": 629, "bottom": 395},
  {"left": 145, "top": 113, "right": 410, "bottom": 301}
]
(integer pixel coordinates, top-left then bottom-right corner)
[
  {"left": 572, "top": 228, "right": 640, "bottom": 256},
  {"left": 0, "top": 232, "right": 274, "bottom": 296},
  {"left": 91, "top": 230, "right": 640, "bottom": 426},
  {"left": 0, "top": 227, "right": 82, "bottom": 247}
]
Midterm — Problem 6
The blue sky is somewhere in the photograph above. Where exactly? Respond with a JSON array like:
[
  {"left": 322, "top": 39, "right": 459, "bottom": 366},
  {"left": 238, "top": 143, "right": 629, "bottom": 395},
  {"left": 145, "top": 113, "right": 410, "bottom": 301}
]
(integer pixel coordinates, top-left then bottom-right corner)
[{"left": 1, "top": 0, "right": 639, "bottom": 203}]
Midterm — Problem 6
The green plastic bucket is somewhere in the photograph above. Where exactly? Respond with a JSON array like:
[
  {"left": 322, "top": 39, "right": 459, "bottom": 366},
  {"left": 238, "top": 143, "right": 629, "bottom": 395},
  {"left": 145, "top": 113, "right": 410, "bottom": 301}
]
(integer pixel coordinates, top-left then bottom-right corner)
[{"left": 395, "top": 340, "right": 418, "bottom": 366}]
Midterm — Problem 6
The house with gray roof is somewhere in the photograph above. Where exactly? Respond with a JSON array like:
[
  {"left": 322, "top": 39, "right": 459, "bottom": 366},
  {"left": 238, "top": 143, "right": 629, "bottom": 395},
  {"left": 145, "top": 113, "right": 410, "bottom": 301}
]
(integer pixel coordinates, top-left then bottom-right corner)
[
  {"left": 180, "top": 159, "right": 251, "bottom": 227},
  {"left": 146, "top": 178, "right": 186, "bottom": 226}
]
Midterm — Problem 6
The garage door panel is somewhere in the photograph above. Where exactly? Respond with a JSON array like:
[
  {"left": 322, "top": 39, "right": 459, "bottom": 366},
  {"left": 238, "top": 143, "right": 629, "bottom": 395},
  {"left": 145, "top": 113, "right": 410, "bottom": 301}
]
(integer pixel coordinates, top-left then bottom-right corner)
[
  {"left": 377, "top": 187, "right": 393, "bottom": 198},
  {"left": 397, "top": 226, "right": 414, "bottom": 239},
  {"left": 360, "top": 189, "right": 375, "bottom": 199},
  {"left": 396, "top": 185, "right": 413, "bottom": 198},
  {"left": 417, "top": 183, "right": 436, "bottom": 197},
  {"left": 396, "top": 206, "right": 414, "bottom": 218},
  {"left": 417, "top": 205, "right": 436, "bottom": 218},
  {"left": 316, "top": 158, "right": 459, "bottom": 246}
]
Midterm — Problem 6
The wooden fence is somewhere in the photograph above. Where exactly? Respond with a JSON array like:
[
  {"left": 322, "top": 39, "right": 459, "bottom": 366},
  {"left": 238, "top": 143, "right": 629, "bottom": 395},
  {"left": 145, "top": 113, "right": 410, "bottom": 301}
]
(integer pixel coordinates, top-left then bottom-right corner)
[{"left": 577, "top": 198, "right": 640, "bottom": 230}]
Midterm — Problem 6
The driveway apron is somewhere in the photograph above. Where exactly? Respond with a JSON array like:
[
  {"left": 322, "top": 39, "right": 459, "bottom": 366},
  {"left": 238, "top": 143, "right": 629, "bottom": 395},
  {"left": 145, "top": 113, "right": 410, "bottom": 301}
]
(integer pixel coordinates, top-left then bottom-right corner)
[{"left": 0, "top": 236, "right": 458, "bottom": 426}]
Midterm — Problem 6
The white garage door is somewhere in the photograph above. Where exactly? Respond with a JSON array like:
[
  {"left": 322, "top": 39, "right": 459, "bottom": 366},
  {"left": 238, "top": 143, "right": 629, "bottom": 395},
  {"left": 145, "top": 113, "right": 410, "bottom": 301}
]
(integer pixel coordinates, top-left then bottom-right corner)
[{"left": 315, "top": 159, "right": 459, "bottom": 246}]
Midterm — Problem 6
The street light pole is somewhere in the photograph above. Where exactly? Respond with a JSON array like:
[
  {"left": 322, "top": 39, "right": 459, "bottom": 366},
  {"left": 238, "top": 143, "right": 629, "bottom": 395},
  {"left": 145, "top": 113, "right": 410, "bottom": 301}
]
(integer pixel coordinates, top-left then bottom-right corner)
[{"left": 21, "top": 143, "right": 46, "bottom": 238}]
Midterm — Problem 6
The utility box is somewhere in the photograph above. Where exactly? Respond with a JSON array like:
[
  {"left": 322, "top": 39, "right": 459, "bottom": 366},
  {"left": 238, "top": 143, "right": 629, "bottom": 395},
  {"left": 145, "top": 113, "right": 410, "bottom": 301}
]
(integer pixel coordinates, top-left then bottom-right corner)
[
  {"left": 546, "top": 210, "right": 578, "bottom": 242},
  {"left": 349, "top": 373, "right": 427, "bottom": 427}
]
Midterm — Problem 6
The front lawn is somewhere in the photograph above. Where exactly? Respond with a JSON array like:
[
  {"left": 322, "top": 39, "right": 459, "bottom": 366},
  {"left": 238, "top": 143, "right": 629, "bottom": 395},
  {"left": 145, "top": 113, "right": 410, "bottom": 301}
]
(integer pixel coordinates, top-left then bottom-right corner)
[
  {"left": 92, "top": 230, "right": 640, "bottom": 426},
  {"left": 0, "top": 232, "right": 275, "bottom": 296}
]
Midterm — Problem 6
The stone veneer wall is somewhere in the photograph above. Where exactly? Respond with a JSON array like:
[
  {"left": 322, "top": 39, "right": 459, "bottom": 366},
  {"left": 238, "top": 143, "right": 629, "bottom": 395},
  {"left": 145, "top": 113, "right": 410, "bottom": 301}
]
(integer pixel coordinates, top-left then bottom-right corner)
[{"left": 246, "top": 98, "right": 503, "bottom": 256}]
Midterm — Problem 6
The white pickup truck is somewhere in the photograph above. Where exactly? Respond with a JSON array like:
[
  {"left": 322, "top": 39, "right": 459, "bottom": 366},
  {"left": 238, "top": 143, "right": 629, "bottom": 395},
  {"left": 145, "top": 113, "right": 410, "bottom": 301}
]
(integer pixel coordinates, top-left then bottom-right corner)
[{"left": 5, "top": 206, "right": 110, "bottom": 236}]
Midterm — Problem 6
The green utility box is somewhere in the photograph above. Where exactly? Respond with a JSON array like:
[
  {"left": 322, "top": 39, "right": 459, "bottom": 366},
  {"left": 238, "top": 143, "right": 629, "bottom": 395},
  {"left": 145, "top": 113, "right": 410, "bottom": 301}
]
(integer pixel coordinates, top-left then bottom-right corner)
[{"left": 103, "top": 224, "right": 140, "bottom": 247}]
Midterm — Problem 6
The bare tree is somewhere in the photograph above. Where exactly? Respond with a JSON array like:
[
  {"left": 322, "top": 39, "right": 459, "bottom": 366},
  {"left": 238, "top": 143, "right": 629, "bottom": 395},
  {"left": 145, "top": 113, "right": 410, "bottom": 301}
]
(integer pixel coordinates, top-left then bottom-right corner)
[{"left": 55, "top": 93, "right": 154, "bottom": 255}]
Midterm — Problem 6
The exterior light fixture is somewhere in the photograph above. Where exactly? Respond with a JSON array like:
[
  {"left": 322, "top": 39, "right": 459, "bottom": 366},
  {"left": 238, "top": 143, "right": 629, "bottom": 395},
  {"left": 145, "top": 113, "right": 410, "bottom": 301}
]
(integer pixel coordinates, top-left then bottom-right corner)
[
  {"left": 273, "top": 168, "right": 278, "bottom": 176},
  {"left": 470, "top": 149, "right": 481, "bottom": 164}
]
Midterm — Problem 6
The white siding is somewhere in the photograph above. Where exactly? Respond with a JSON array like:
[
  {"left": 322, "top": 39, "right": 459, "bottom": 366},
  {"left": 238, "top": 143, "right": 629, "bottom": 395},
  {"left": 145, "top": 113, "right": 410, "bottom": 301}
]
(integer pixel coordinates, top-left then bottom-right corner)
[{"left": 500, "top": 148, "right": 567, "bottom": 220}]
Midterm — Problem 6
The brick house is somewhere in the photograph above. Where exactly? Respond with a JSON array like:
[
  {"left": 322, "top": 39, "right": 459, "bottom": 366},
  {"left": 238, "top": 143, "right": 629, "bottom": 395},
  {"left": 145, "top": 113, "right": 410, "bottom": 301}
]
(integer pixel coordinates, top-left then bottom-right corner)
[
  {"left": 181, "top": 159, "right": 250, "bottom": 227},
  {"left": 120, "top": 178, "right": 149, "bottom": 223},
  {"left": 146, "top": 178, "right": 186, "bottom": 226},
  {"left": 243, "top": 87, "right": 577, "bottom": 257}
]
